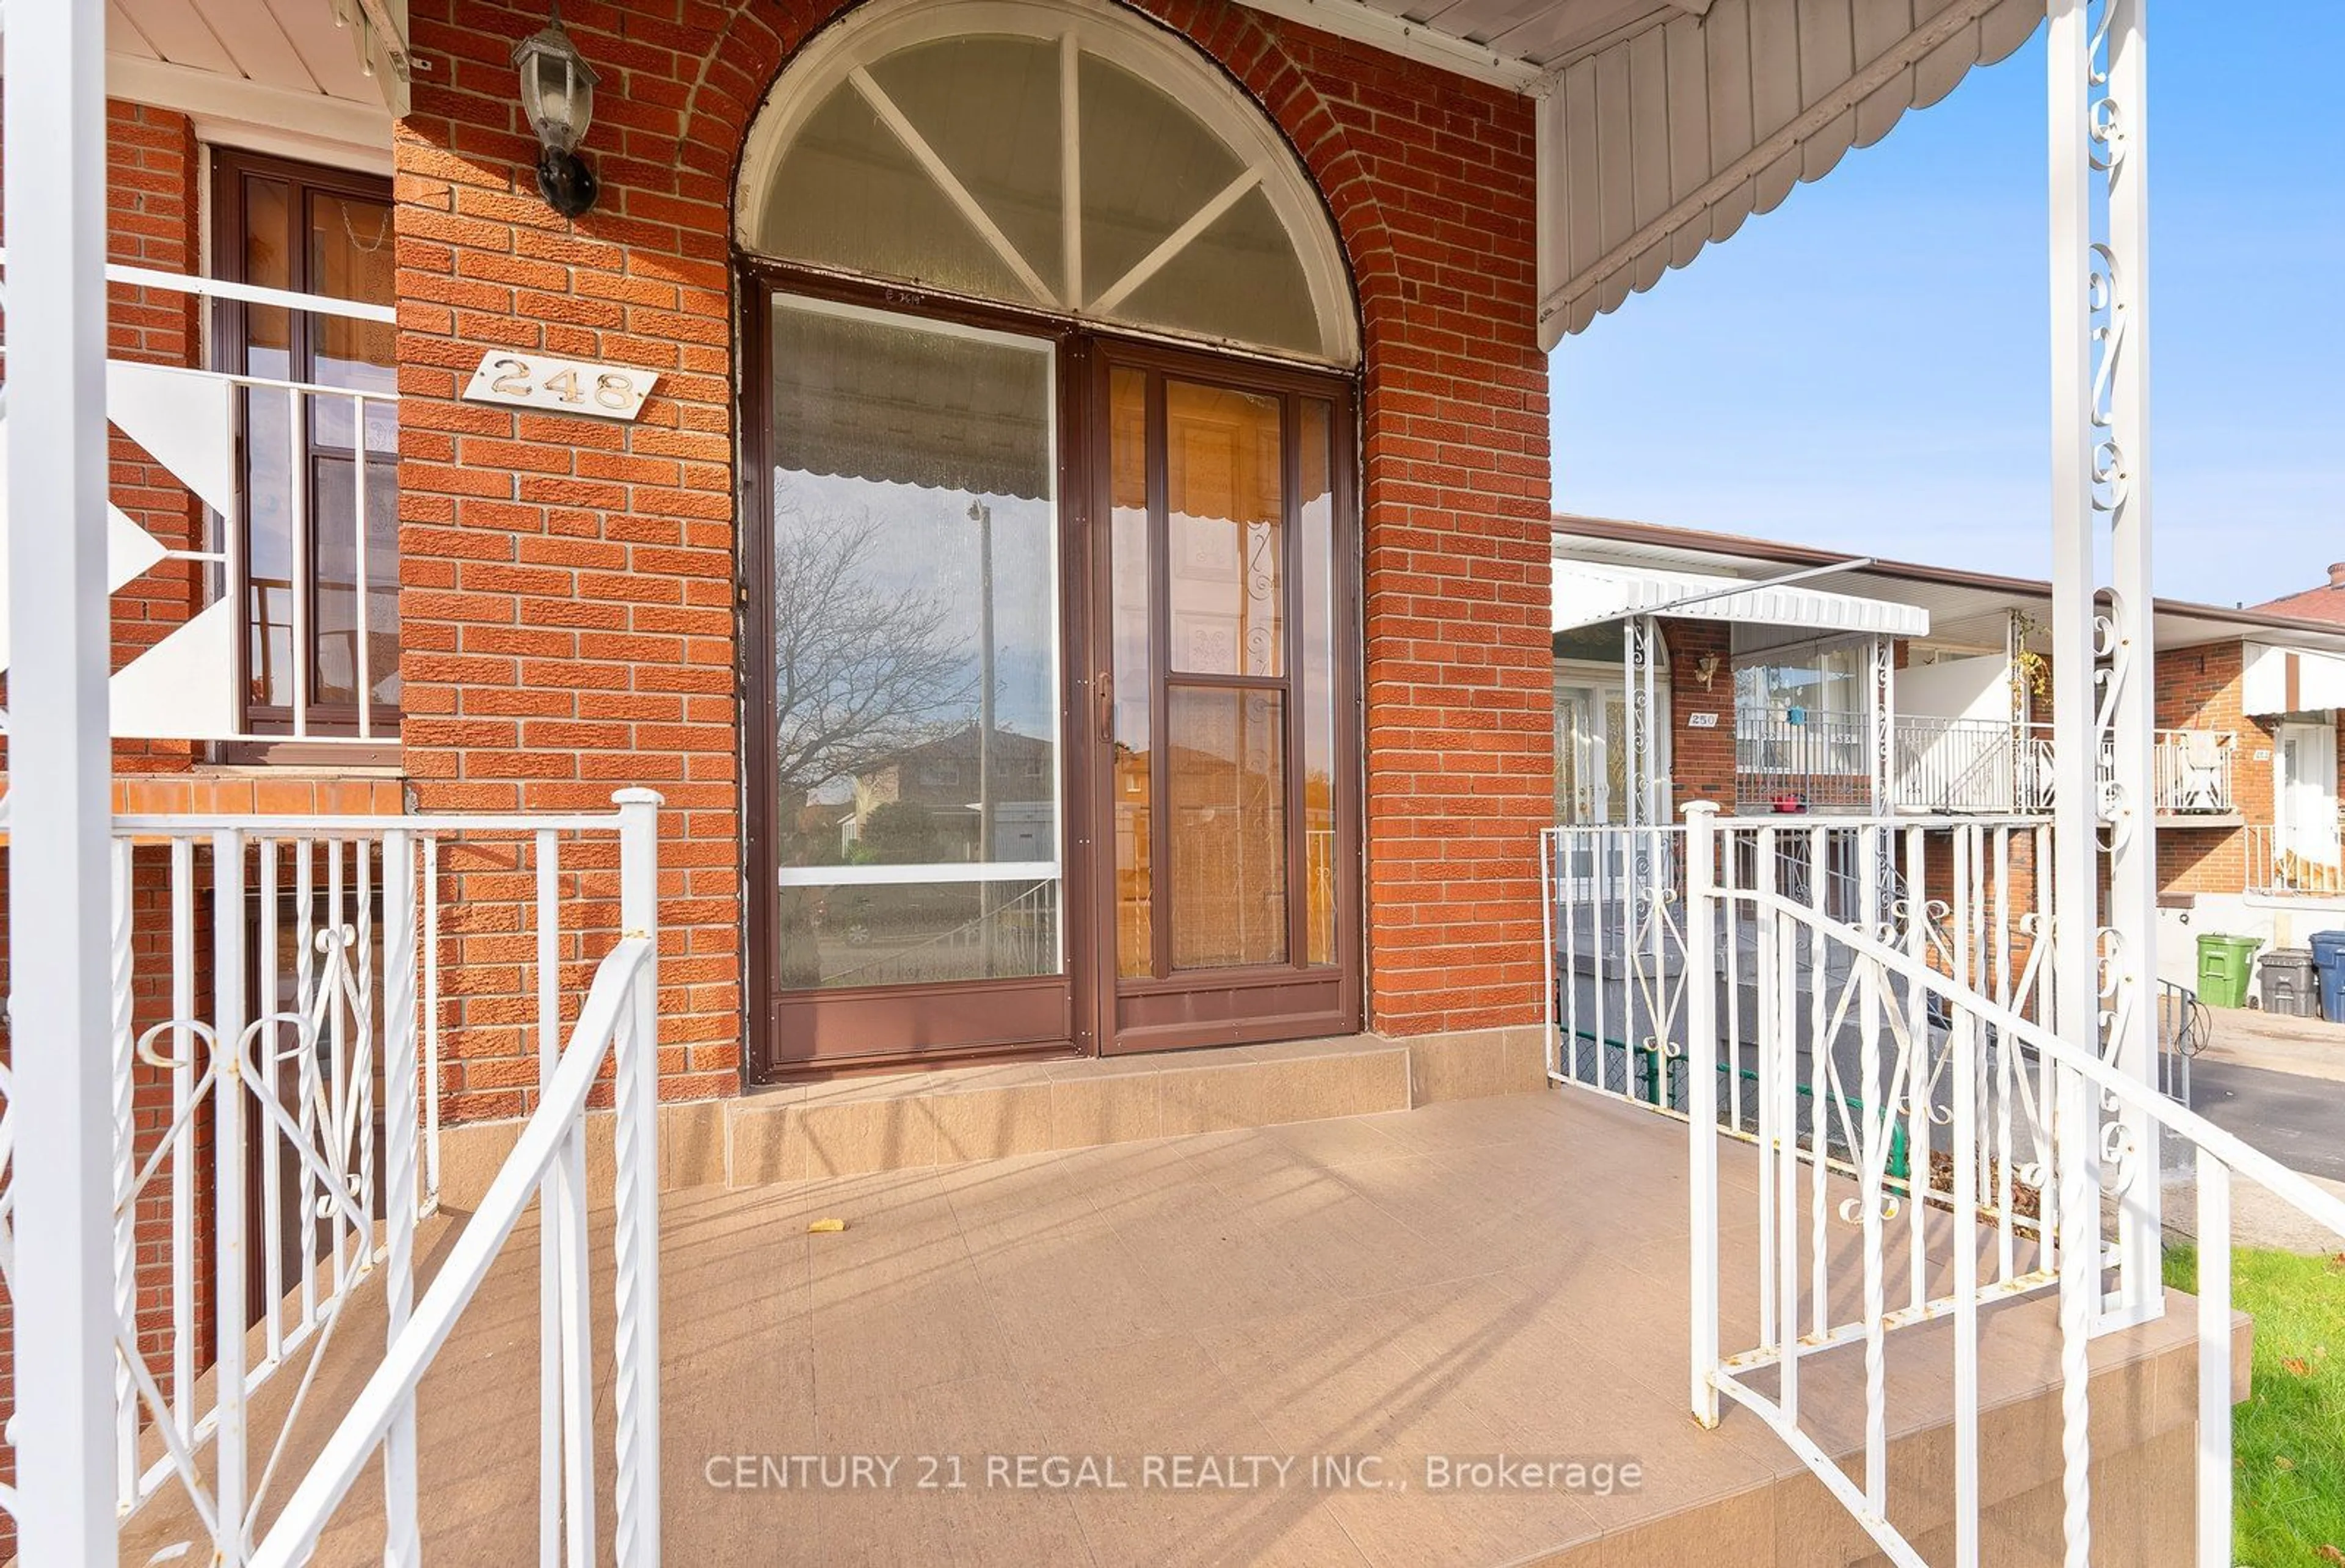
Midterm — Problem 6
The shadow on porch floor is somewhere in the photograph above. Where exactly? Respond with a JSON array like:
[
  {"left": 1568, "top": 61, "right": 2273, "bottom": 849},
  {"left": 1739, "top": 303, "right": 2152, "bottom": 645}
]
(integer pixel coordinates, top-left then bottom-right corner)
[{"left": 118, "top": 1088, "right": 2214, "bottom": 1567}]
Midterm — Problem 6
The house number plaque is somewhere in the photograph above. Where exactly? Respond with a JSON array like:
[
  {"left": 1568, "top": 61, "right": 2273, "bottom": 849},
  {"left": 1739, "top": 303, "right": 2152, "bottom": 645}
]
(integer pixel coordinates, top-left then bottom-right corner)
[{"left": 462, "top": 351, "right": 658, "bottom": 420}]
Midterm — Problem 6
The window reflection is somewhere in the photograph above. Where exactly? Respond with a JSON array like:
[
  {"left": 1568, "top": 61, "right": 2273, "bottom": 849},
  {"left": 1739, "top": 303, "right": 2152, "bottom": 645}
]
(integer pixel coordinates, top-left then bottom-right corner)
[
  {"left": 767, "top": 294, "right": 1064, "bottom": 990},
  {"left": 231, "top": 161, "right": 398, "bottom": 730}
]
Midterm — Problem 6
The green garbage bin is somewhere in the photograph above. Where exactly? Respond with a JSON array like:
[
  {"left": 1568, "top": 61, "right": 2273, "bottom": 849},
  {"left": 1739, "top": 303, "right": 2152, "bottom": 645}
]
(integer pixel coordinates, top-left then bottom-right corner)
[{"left": 2196, "top": 933, "right": 2260, "bottom": 1009}]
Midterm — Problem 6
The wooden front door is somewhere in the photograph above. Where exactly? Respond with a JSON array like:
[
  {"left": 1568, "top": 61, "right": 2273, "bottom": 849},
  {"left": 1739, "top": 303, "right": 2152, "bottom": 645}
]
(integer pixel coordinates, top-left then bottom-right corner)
[{"left": 1091, "top": 343, "right": 1359, "bottom": 1054}]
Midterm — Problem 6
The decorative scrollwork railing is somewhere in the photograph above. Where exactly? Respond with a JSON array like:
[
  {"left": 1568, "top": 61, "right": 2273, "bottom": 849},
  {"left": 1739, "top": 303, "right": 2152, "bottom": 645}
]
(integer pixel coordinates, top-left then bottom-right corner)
[
  {"left": 0, "top": 791, "right": 664, "bottom": 1565},
  {"left": 1679, "top": 802, "right": 2345, "bottom": 1568}
]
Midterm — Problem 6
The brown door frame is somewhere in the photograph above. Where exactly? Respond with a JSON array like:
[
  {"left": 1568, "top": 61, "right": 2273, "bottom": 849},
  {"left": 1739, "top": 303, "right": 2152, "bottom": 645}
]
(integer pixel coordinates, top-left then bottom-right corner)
[
  {"left": 1083, "top": 336, "right": 1362, "bottom": 1056},
  {"left": 738, "top": 260, "right": 1362, "bottom": 1082}
]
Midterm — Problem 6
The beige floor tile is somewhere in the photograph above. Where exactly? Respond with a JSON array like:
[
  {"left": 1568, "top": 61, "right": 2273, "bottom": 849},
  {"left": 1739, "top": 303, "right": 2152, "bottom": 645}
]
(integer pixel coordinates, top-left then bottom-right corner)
[
  {"left": 119, "top": 1087, "right": 2203, "bottom": 1568},
  {"left": 1102, "top": 1180, "right": 1336, "bottom": 1330},
  {"left": 972, "top": 1221, "right": 1180, "bottom": 1361}
]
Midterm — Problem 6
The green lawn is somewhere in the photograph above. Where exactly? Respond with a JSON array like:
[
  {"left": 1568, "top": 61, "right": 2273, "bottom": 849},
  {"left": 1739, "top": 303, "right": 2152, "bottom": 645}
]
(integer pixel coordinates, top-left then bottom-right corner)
[{"left": 2165, "top": 1243, "right": 2345, "bottom": 1567}]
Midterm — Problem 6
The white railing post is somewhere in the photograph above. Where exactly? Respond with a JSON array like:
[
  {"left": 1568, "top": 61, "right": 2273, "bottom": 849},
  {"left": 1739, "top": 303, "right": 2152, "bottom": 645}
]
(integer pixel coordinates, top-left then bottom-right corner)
[
  {"left": 547, "top": 822, "right": 596, "bottom": 1568},
  {"left": 2049, "top": 0, "right": 2106, "bottom": 1554},
  {"left": 2195, "top": 1147, "right": 2232, "bottom": 1568},
  {"left": 2, "top": 0, "right": 120, "bottom": 1556},
  {"left": 111, "top": 840, "right": 140, "bottom": 1509},
  {"left": 2102, "top": 0, "right": 2163, "bottom": 1327},
  {"left": 611, "top": 788, "right": 664, "bottom": 1568},
  {"left": 536, "top": 830, "right": 565, "bottom": 1568},
  {"left": 1683, "top": 803, "right": 1720, "bottom": 1428},
  {"left": 382, "top": 830, "right": 421, "bottom": 1566},
  {"left": 1540, "top": 829, "right": 1558, "bottom": 1081},
  {"left": 212, "top": 828, "right": 252, "bottom": 1564}
]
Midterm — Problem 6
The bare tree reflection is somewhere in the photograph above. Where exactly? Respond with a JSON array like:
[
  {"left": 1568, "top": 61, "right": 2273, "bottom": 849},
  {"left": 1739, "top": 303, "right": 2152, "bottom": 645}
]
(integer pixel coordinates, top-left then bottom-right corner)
[{"left": 773, "top": 502, "right": 979, "bottom": 988}]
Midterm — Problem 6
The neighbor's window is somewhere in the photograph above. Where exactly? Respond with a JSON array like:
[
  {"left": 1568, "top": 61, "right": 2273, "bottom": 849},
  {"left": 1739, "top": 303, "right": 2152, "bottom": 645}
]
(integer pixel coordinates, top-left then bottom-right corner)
[
  {"left": 1736, "top": 642, "right": 1865, "bottom": 723},
  {"left": 217, "top": 151, "right": 399, "bottom": 741}
]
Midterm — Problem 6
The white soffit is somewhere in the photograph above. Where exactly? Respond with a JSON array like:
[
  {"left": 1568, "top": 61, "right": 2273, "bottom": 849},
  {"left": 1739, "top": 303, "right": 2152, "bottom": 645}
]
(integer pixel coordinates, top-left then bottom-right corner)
[
  {"left": 2242, "top": 642, "right": 2345, "bottom": 718},
  {"left": 104, "top": 0, "right": 408, "bottom": 154},
  {"left": 1554, "top": 559, "right": 1929, "bottom": 637},
  {"left": 1536, "top": 0, "right": 2039, "bottom": 345}
]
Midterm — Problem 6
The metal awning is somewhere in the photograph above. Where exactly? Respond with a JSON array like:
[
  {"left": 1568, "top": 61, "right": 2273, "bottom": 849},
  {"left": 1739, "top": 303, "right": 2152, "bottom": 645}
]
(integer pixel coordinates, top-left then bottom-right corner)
[
  {"left": 2242, "top": 642, "right": 2345, "bottom": 717},
  {"left": 1552, "top": 558, "right": 1929, "bottom": 636},
  {"left": 1228, "top": 0, "right": 2040, "bottom": 349}
]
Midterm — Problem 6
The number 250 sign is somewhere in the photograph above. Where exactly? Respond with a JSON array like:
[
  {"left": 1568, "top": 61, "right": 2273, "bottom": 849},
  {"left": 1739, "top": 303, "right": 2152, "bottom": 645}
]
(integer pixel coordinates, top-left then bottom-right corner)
[{"left": 463, "top": 351, "right": 658, "bottom": 421}]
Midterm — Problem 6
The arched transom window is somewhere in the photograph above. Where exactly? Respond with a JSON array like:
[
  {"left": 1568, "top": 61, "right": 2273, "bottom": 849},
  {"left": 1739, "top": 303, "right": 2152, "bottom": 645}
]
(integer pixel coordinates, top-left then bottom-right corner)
[{"left": 737, "top": 0, "right": 1358, "bottom": 364}]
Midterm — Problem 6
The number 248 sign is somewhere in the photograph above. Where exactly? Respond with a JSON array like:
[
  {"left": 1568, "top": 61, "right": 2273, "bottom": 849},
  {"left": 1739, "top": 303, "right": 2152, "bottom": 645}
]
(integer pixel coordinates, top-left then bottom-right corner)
[{"left": 462, "top": 351, "right": 658, "bottom": 420}]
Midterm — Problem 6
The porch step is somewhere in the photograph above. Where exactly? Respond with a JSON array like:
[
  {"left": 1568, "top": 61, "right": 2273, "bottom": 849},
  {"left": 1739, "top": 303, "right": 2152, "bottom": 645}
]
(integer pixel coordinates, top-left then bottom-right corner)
[{"left": 724, "top": 1036, "right": 1412, "bottom": 1183}]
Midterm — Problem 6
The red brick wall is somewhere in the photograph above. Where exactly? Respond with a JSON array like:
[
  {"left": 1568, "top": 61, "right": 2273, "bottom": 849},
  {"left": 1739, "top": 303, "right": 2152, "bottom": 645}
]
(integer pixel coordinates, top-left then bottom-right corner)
[
  {"left": 2156, "top": 641, "right": 2264, "bottom": 896},
  {"left": 106, "top": 101, "right": 208, "bottom": 771},
  {"left": 393, "top": 0, "right": 1549, "bottom": 1095},
  {"left": 2159, "top": 639, "right": 2345, "bottom": 898},
  {"left": 0, "top": 96, "right": 205, "bottom": 766},
  {"left": 1661, "top": 619, "right": 1733, "bottom": 815}
]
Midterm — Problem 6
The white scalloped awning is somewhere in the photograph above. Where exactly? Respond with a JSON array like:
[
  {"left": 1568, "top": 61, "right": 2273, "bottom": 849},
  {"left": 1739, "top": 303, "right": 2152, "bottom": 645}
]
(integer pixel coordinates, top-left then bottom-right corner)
[
  {"left": 1535, "top": 0, "right": 2038, "bottom": 344},
  {"left": 1230, "top": 0, "right": 2041, "bottom": 350},
  {"left": 1554, "top": 560, "right": 1929, "bottom": 636}
]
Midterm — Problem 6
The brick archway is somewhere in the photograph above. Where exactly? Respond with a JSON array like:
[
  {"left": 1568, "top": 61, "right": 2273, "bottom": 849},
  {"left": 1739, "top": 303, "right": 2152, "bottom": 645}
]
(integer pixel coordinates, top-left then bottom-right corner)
[{"left": 394, "top": 0, "right": 1551, "bottom": 1111}]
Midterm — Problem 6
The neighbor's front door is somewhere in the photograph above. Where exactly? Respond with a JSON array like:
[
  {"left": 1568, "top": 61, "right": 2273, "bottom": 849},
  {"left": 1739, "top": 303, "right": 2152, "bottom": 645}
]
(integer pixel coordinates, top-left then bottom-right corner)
[{"left": 2277, "top": 719, "right": 2341, "bottom": 867}]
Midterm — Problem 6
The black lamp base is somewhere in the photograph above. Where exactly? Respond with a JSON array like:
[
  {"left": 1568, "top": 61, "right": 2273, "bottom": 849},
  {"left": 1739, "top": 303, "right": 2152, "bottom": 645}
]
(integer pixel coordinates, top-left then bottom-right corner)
[{"left": 535, "top": 148, "right": 598, "bottom": 219}]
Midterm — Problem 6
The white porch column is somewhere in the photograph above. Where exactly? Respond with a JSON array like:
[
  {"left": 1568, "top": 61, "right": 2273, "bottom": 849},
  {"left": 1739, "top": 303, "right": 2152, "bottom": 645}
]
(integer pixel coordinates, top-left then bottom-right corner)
[
  {"left": 2100, "top": 0, "right": 2163, "bottom": 1327},
  {"left": 2050, "top": 2, "right": 2161, "bottom": 1563},
  {"left": 1866, "top": 634, "right": 1894, "bottom": 814},
  {"left": 1622, "top": 615, "right": 1660, "bottom": 837},
  {"left": 2049, "top": 0, "right": 2162, "bottom": 1334},
  {"left": 2, "top": 1, "right": 123, "bottom": 1561}
]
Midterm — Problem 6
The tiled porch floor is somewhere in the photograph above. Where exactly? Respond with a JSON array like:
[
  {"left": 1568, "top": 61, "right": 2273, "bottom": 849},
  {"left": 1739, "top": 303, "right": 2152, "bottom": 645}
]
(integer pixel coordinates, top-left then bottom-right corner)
[{"left": 119, "top": 1087, "right": 2207, "bottom": 1567}]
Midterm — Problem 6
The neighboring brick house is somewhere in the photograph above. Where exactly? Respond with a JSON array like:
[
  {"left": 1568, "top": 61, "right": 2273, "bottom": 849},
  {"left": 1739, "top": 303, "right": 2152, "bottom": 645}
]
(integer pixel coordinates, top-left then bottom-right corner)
[{"left": 1551, "top": 516, "right": 2345, "bottom": 985}]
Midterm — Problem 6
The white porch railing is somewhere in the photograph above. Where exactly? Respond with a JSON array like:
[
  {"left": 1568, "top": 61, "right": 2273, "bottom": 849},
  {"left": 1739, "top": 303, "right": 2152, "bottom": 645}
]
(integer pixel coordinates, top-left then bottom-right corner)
[
  {"left": 1892, "top": 717, "right": 2024, "bottom": 814},
  {"left": 1734, "top": 711, "right": 1874, "bottom": 813},
  {"left": 1732, "top": 713, "right": 2234, "bottom": 818},
  {"left": 2245, "top": 821, "right": 2345, "bottom": 899},
  {"left": 1545, "top": 815, "right": 2079, "bottom": 1125},
  {"left": 0, "top": 257, "right": 399, "bottom": 744},
  {"left": 1674, "top": 804, "right": 2345, "bottom": 1568},
  {"left": 0, "top": 790, "right": 663, "bottom": 1564},
  {"left": 2018, "top": 724, "right": 2235, "bottom": 817}
]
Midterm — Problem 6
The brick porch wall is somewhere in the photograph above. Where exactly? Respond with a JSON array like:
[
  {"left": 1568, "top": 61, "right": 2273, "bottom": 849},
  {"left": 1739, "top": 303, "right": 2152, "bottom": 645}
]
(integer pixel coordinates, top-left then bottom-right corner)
[
  {"left": 393, "top": 0, "right": 1551, "bottom": 1110},
  {"left": 2156, "top": 641, "right": 2266, "bottom": 896},
  {"left": 1661, "top": 619, "right": 1733, "bottom": 815}
]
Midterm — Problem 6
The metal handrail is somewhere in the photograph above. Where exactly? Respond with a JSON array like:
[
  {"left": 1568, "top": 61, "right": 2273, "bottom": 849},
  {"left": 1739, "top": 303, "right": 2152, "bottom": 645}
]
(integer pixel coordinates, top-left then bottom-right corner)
[
  {"left": 249, "top": 938, "right": 655, "bottom": 1567},
  {"left": 1682, "top": 804, "right": 2345, "bottom": 1568}
]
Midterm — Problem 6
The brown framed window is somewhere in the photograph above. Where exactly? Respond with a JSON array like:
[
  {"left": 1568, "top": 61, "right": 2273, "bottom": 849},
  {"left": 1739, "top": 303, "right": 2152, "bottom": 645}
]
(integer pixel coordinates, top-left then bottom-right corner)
[{"left": 213, "top": 150, "right": 399, "bottom": 750}]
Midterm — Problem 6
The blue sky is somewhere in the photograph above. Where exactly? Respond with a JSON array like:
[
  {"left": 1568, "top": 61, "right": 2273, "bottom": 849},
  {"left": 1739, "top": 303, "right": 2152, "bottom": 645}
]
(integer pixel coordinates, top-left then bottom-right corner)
[{"left": 1547, "top": 9, "right": 2345, "bottom": 611}]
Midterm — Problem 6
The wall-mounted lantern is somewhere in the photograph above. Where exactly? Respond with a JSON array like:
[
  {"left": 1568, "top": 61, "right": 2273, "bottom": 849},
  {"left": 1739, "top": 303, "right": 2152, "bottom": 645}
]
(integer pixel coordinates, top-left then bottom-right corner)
[{"left": 512, "top": 9, "right": 600, "bottom": 218}]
